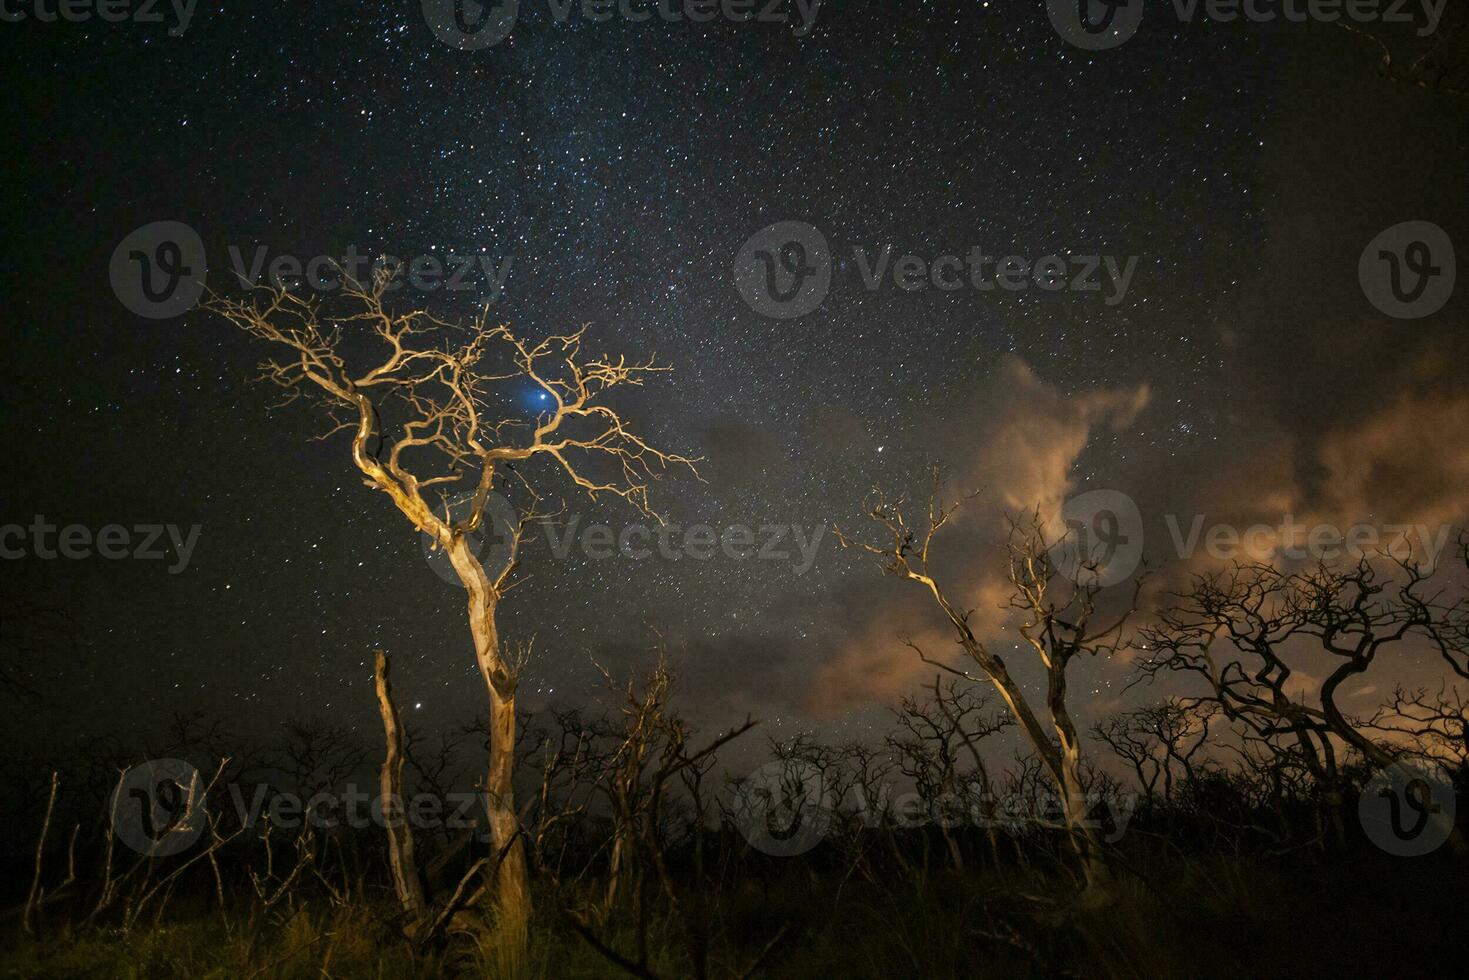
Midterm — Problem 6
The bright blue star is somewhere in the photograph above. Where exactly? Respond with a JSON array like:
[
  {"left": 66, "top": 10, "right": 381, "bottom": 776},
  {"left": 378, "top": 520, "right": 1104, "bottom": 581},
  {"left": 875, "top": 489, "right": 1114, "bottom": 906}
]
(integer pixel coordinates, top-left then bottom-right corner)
[{"left": 523, "top": 385, "right": 553, "bottom": 415}]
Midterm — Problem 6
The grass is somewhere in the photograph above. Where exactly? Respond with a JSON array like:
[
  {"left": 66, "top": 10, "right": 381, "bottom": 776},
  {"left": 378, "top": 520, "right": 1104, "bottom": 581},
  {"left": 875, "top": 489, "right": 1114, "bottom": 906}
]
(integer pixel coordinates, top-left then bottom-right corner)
[{"left": 4, "top": 850, "right": 1460, "bottom": 979}]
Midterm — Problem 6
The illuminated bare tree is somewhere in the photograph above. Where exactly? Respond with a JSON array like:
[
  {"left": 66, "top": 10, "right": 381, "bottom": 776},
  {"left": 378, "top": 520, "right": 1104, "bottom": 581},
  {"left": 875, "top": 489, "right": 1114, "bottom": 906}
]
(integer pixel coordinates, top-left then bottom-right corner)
[
  {"left": 838, "top": 481, "right": 1141, "bottom": 895},
  {"left": 206, "top": 271, "right": 696, "bottom": 930}
]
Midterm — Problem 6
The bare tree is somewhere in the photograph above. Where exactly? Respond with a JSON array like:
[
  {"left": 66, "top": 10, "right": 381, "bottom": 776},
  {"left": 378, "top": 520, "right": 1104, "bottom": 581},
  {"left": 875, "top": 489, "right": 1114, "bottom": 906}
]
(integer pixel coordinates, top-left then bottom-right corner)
[
  {"left": 519, "top": 706, "right": 615, "bottom": 883},
  {"left": 567, "top": 654, "right": 758, "bottom": 980},
  {"left": 1337, "top": 7, "right": 1469, "bottom": 98},
  {"left": 1140, "top": 555, "right": 1469, "bottom": 852},
  {"left": 262, "top": 720, "right": 367, "bottom": 801},
  {"left": 888, "top": 676, "right": 1013, "bottom": 871},
  {"left": 1362, "top": 684, "right": 1469, "bottom": 769},
  {"left": 207, "top": 271, "right": 697, "bottom": 930},
  {"left": 838, "top": 478, "right": 1141, "bottom": 895},
  {"left": 1092, "top": 699, "right": 1215, "bottom": 806},
  {"left": 373, "top": 651, "right": 426, "bottom": 926}
]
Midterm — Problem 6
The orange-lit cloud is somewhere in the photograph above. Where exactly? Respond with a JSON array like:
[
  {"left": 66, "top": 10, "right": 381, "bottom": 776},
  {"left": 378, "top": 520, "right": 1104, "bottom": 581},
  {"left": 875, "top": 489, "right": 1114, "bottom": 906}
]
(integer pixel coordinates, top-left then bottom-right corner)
[{"left": 807, "top": 357, "right": 1150, "bottom": 714}]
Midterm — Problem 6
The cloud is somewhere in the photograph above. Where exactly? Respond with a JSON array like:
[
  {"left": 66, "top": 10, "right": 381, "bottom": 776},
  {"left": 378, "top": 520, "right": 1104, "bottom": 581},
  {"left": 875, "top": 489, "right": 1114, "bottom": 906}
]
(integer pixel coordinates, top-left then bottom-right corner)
[
  {"left": 806, "top": 356, "right": 1151, "bottom": 715},
  {"left": 1314, "top": 389, "right": 1469, "bottom": 532},
  {"left": 952, "top": 356, "right": 1150, "bottom": 522},
  {"left": 1139, "top": 354, "right": 1469, "bottom": 577}
]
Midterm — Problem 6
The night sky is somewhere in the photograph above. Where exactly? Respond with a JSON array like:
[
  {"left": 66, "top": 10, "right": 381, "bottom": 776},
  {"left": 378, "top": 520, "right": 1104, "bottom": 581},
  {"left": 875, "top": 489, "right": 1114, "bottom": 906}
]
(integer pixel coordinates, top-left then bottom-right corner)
[{"left": 3, "top": 1, "right": 1466, "bottom": 762}]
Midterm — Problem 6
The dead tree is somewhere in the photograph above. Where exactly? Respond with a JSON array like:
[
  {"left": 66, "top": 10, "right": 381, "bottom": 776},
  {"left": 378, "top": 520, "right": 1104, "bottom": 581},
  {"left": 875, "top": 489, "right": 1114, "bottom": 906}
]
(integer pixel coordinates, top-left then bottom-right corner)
[
  {"left": 207, "top": 270, "right": 696, "bottom": 930},
  {"left": 23, "top": 771, "right": 60, "bottom": 935},
  {"left": 1092, "top": 699, "right": 1215, "bottom": 806},
  {"left": 518, "top": 706, "right": 617, "bottom": 883},
  {"left": 838, "top": 480, "right": 1141, "bottom": 895},
  {"left": 1362, "top": 684, "right": 1469, "bottom": 769},
  {"left": 263, "top": 720, "right": 368, "bottom": 801},
  {"left": 1337, "top": 6, "right": 1469, "bottom": 99},
  {"left": 888, "top": 676, "right": 1013, "bottom": 871},
  {"left": 1140, "top": 555, "right": 1469, "bottom": 852},
  {"left": 374, "top": 651, "right": 426, "bottom": 927},
  {"left": 1214, "top": 723, "right": 1337, "bottom": 851},
  {"left": 837, "top": 740, "right": 896, "bottom": 834},
  {"left": 567, "top": 655, "right": 759, "bottom": 980}
]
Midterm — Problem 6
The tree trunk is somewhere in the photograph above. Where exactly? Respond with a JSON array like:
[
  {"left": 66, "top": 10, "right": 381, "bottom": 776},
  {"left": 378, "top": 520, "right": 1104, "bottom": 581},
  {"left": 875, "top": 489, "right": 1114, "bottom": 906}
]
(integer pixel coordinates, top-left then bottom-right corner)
[
  {"left": 449, "top": 537, "right": 533, "bottom": 932},
  {"left": 1046, "top": 662, "right": 1112, "bottom": 896},
  {"left": 1056, "top": 726, "right": 1111, "bottom": 896},
  {"left": 973, "top": 644, "right": 1111, "bottom": 892},
  {"left": 1321, "top": 667, "right": 1469, "bottom": 856},
  {"left": 933, "top": 584, "right": 1114, "bottom": 894},
  {"left": 474, "top": 602, "right": 532, "bottom": 927},
  {"left": 374, "top": 651, "right": 427, "bottom": 927}
]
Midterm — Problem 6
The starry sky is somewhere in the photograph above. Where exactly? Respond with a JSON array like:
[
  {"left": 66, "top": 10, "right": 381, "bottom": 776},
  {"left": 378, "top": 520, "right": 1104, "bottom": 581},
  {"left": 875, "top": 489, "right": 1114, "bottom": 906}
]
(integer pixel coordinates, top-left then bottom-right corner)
[{"left": 2, "top": 1, "right": 1467, "bottom": 760}]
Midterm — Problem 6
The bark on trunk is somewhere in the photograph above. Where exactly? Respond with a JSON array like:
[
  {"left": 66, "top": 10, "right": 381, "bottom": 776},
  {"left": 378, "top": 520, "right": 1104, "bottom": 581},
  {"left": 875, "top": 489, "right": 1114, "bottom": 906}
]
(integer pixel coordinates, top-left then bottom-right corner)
[
  {"left": 1046, "top": 660, "right": 1112, "bottom": 894},
  {"left": 952, "top": 611, "right": 1112, "bottom": 894},
  {"left": 449, "top": 536, "right": 532, "bottom": 931},
  {"left": 374, "top": 651, "right": 427, "bottom": 925},
  {"left": 1322, "top": 666, "right": 1469, "bottom": 856}
]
